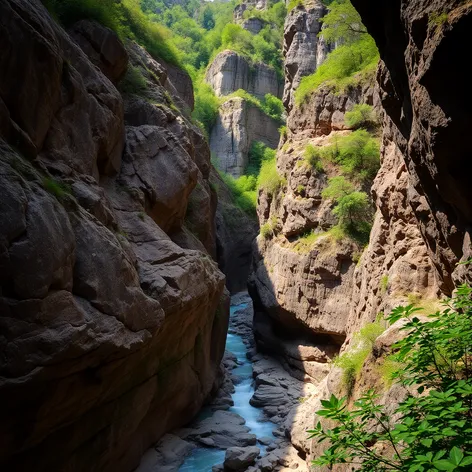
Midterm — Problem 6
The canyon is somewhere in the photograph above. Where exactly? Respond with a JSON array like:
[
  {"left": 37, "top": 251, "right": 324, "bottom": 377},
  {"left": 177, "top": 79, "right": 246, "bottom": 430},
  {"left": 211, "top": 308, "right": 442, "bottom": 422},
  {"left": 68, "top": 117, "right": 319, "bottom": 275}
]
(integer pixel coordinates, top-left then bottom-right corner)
[{"left": 0, "top": 0, "right": 471, "bottom": 471}]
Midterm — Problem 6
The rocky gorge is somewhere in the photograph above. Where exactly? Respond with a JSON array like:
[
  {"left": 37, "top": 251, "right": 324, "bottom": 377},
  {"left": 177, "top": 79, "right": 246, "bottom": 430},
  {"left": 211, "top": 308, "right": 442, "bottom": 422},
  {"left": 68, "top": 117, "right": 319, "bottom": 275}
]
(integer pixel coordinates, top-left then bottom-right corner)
[{"left": 0, "top": 0, "right": 471, "bottom": 471}]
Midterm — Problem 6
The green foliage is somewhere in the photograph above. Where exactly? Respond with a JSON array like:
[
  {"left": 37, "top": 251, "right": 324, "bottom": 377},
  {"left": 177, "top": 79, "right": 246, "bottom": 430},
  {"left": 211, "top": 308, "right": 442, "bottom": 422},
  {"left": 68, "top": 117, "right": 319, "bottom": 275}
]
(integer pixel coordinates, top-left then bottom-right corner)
[
  {"left": 295, "top": 34, "right": 378, "bottom": 105},
  {"left": 226, "top": 90, "right": 284, "bottom": 122},
  {"left": 320, "top": 0, "right": 367, "bottom": 45},
  {"left": 322, "top": 176, "right": 371, "bottom": 240},
  {"left": 219, "top": 171, "right": 257, "bottom": 215},
  {"left": 310, "top": 284, "right": 472, "bottom": 471},
  {"left": 118, "top": 65, "right": 147, "bottom": 95},
  {"left": 297, "top": 184, "right": 306, "bottom": 195},
  {"left": 192, "top": 79, "right": 220, "bottom": 134},
  {"left": 247, "top": 141, "right": 276, "bottom": 177},
  {"left": 322, "top": 176, "right": 355, "bottom": 200},
  {"left": 42, "top": 0, "right": 182, "bottom": 66},
  {"left": 257, "top": 156, "right": 286, "bottom": 195},
  {"left": 287, "top": 0, "right": 304, "bottom": 12},
  {"left": 334, "top": 320, "right": 385, "bottom": 397},
  {"left": 324, "top": 129, "right": 380, "bottom": 182},
  {"left": 345, "top": 103, "right": 377, "bottom": 129},
  {"left": 293, "top": 230, "right": 327, "bottom": 253},
  {"left": 380, "top": 274, "right": 389, "bottom": 294},
  {"left": 303, "top": 144, "right": 324, "bottom": 172},
  {"left": 42, "top": 177, "right": 71, "bottom": 200},
  {"left": 429, "top": 11, "right": 449, "bottom": 27},
  {"left": 279, "top": 125, "right": 287, "bottom": 139},
  {"left": 260, "top": 215, "right": 278, "bottom": 239}
]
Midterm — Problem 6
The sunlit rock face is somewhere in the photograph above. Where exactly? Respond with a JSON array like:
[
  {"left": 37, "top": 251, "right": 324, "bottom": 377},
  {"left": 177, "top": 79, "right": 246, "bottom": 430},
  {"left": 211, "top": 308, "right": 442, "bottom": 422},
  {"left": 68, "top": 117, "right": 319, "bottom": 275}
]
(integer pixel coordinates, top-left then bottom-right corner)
[
  {"left": 0, "top": 1, "right": 229, "bottom": 471},
  {"left": 205, "top": 50, "right": 283, "bottom": 100},
  {"left": 209, "top": 97, "right": 280, "bottom": 178},
  {"left": 283, "top": 0, "right": 334, "bottom": 113}
]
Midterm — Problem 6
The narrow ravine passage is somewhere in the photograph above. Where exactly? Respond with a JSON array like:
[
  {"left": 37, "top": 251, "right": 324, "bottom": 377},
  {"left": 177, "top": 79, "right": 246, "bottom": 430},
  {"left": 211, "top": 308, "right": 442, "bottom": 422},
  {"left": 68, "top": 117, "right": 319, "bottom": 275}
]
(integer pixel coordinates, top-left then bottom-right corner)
[{"left": 179, "top": 297, "right": 276, "bottom": 471}]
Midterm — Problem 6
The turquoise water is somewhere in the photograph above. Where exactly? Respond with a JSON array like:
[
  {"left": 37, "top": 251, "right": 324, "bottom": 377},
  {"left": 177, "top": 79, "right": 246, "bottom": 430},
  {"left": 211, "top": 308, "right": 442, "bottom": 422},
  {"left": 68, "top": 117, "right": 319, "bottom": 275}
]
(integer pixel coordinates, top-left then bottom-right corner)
[{"left": 178, "top": 301, "right": 275, "bottom": 471}]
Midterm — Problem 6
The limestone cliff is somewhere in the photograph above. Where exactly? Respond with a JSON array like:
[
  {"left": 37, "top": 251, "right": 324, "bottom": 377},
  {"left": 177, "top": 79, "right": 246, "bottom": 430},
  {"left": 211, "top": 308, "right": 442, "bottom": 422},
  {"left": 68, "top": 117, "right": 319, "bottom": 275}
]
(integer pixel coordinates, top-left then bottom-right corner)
[
  {"left": 209, "top": 97, "right": 281, "bottom": 177},
  {"left": 0, "top": 1, "right": 229, "bottom": 471},
  {"left": 205, "top": 50, "right": 283, "bottom": 100},
  {"left": 283, "top": 0, "right": 333, "bottom": 112}
]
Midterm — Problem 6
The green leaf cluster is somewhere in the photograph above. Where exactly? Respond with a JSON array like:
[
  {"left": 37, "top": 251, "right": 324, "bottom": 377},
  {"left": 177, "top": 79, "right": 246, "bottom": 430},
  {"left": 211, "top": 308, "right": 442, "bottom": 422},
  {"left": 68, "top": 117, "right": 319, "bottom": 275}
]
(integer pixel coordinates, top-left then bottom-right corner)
[
  {"left": 322, "top": 176, "right": 372, "bottom": 240},
  {"left": 345, "top": 103, "right": 377, "bottom": 129},
  {"left": 310, "top": 284, "right": 472, "bottom": 471}
]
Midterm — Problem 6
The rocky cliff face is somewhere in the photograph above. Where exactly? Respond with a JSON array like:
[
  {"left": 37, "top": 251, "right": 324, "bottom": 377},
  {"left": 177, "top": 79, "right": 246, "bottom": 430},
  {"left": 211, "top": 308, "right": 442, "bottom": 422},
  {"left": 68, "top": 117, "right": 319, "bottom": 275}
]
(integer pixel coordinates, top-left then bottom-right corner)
[
  {"left": 0, "top": 1, "right": 229, "bottom": 471},
  {"left": 283, "top": 0, "right": 333, "bottom": 112},
  {"left": 251, "top": 0, "right": 470, "bottom": 467},
  {"left": 205, "top": 50, "right": 283, "bottom": 100},
  {"left": 209, "top": 97, "right": 280, "bottom": 177},
  {"left": 351, "top": 0, "right": 472, "bottom": 291}
]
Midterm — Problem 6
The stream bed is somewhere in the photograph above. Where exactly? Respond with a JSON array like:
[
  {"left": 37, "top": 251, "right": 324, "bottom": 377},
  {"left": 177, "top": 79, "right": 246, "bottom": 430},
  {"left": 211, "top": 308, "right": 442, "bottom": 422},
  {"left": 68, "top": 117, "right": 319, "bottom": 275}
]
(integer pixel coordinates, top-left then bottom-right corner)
[{"left": 179, "top": 301, "right": 276, "bottom": 471}]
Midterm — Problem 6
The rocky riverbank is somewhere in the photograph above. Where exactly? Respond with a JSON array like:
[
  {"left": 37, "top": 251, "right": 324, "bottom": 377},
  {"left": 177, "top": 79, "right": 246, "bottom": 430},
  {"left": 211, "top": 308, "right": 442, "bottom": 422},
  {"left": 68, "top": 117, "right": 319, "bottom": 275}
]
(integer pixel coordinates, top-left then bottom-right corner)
[{"left": 136, "top": 293, "right": 314, "bottom": 472}]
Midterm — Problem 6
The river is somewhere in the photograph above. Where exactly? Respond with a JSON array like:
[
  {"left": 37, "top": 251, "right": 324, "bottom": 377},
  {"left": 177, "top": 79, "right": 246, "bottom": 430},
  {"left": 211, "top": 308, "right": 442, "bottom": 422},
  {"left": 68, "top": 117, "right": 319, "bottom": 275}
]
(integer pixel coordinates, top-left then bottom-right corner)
[{"left": 179, "top": 300, "right": 276, "bottom": 471}]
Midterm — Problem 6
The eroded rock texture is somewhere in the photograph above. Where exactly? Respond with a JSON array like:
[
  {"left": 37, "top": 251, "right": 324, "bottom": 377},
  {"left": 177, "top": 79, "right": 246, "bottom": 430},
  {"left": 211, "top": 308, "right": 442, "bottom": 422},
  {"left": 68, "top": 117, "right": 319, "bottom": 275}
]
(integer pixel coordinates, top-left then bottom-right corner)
[
  {"left": 283, "top": 0, "right": 333, "bottom": 112},
  {"left": 205, "top": 50, "right": 283, "bottom": 100},
  {"left": 0, "top": 1, "right": 229, "bottom": 471},
  {"left": 351, "top": 0, "right": 472, "bottom": 291},
  {"left": 210, "top": 97, "right": 281, "bottom": 177}
]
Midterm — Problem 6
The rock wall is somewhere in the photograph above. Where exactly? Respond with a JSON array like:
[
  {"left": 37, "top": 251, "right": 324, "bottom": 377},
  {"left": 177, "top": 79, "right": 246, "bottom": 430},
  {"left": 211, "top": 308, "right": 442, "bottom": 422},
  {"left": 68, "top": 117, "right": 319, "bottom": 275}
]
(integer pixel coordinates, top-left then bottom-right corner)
[
  {"left": 283, "top": 0, "right": 333, "bottom": 112},
  {"left": 209, "top": 97, "right": 280, "bottom": 177},
  {"left": 0, "top": 2, "right": 229, "bottom": 471},
  {"left": 205, "top": 50, "right": 283, "bottom": 100},
  {"left": 250, "top": 0, "right": 472, "bottom": 467},
  {"left": 351, "top": 0, "right": 472, "bottom": 290}
]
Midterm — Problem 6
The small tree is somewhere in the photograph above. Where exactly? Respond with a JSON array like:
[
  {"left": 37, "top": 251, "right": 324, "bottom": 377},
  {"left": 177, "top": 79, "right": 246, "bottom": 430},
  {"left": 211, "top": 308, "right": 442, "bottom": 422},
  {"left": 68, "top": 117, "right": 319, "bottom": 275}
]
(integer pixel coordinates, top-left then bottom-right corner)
[
  {"left": 345, "top": 103, "right": 377, "bottom": 129},
  {"left": 309, "top": 284, "right": 472, "bottom": 471},
  {"left": 333, "top": 191, "right": 370, "bottom": 230}
]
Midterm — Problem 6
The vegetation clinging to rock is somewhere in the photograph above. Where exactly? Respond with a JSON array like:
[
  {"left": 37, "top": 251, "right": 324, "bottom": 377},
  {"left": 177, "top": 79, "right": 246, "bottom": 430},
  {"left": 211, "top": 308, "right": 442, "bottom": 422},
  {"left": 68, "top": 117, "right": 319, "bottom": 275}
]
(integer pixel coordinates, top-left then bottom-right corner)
[{"left": 311, "top": 284, "right": 472, "bottom": 471}]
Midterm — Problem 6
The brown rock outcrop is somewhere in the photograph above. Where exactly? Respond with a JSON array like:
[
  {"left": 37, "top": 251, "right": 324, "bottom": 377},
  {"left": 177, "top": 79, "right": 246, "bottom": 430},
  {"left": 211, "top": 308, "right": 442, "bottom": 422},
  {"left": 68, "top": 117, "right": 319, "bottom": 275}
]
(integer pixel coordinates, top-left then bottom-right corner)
[
  {"left": 0, "top": 2, "right": 229, "bottom": 471},
  {"left": 351, "top": 0, "right": 472, "bottom": 291}
]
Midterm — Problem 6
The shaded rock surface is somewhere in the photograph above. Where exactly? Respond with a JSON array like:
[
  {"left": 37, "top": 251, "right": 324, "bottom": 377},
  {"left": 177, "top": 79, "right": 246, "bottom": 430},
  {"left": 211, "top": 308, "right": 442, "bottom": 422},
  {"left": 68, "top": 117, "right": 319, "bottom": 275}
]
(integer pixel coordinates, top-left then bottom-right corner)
[
  {"left": 351, "top": 0, "right": 472, "bottom": 290},
  {"left": 206, "top": 50, "right": 282, "bottom": 100},
  {"left": 0, "top": 2, "right": 229, "bottom": 471},
  {"left": 210, "top": 97, "right": 280, "bottom": 177}
]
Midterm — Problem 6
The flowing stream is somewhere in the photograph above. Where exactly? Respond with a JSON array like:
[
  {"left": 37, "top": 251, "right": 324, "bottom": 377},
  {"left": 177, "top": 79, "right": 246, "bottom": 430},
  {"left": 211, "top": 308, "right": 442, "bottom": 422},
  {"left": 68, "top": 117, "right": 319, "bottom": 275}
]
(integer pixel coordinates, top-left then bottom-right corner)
[{"left": 179, "top": 301, "right": 276, "bottom": 471}]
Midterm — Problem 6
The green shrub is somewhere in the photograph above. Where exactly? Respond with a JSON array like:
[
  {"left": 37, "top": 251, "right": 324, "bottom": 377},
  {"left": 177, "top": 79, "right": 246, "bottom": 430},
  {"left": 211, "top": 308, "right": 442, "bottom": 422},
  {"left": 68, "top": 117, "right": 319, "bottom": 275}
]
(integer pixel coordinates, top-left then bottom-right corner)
[
  {"left": 219, "top": 171, "right": 257, "bottom": 215},
  {"left": 310, "top": 283, "right": 472, "bottom": 472},
  {"left": 247, "top": 141, "right": 277, "bottom": 177},
  {"left": 279, "top": 125, "right": 287, "bottom": 139},
  {"left": 260, "top": 215, "right": 278, "bottom": 239},
  {"left": 257, "top": 157, "right": 286, "bottom": 195},
  {"left": 344, "top": 104, "right": 377, "bottom": 129},
  {"left": 192, "top": 80, "right": 220, "bottom": 134},
  {"left": 42, "top": 177, "right": 71, "bottom": 200},
  {"left": 225, "top": 90, "right": 284, "bottom": 123},
  {"left": 295, "top": 34, "right": 379, "bottom": 105},
  {"left": 321, "top": 176, "right": 355, "bottom": 200},
  {"left": 118, "top": 65, "right": 147, "bottom": 96},
  {"left": 303, "top": 144, "right": 324, "bottom": 172},
  {"left": 379, "top": 274, "right": 389, "bottom": 294},
  {"left": 287, "top": 0, "right": 304, "bottom": 12},
  {"left": 293, "top": 230, "right": 327, "bottom": 253},
  {"left": 320, "top": 0, "right": 367, "bottom": 45},
  {"left": 297, "top": 184, "right": 305, "bottom": 195},
  {"left": 42, "top": 0, "right": 182, "bottom": 66},
  {"left": 333, "top": 320, "right": 385, "bottom": 397},
  {"left": 324, "top": 130, "right": 380, "bottom": 182}
]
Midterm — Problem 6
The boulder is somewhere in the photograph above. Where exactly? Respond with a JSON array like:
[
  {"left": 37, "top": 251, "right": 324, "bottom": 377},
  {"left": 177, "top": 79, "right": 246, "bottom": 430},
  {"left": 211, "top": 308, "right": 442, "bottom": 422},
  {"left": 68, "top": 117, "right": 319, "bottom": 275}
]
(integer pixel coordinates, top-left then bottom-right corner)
[{"left": 224, "top": 446, "right": 260, "bottom": 471}]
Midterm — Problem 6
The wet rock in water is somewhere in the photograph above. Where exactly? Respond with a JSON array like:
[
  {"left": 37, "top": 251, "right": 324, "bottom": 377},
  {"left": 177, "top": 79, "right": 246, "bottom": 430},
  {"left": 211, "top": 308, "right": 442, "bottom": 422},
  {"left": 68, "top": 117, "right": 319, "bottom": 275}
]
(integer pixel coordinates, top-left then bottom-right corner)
[
  {"left": 224, "top": 446, "right": 261, "bottom": 471},
  {"left": 136, "top": 434, "right": 194, "bottom": 471},
  {"left": 258, "top": 436, "right": 273, "bottom": 446}
]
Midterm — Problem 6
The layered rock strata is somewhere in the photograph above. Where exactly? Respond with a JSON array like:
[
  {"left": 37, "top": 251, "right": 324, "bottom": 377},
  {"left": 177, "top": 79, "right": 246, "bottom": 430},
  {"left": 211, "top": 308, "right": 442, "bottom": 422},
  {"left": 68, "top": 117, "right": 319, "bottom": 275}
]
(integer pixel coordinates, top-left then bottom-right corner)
[{"left": 0, "top": 2, "right": 229, "bottom": 471}]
